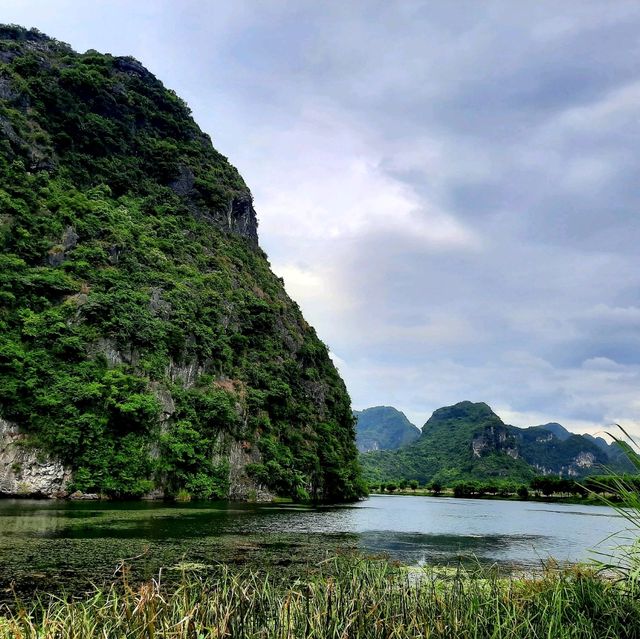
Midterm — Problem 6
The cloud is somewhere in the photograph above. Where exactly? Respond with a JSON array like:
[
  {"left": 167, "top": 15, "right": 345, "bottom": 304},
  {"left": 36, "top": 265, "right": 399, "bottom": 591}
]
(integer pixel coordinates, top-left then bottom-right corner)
[{"left": 244, "top": 103, "right": 480, "bottom": 252}]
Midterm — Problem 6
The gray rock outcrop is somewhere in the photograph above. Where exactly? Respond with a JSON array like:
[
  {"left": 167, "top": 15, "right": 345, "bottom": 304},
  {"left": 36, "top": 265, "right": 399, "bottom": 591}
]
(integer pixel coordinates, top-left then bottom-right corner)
[{"left": 0, "top": 418, "right": 71, "bottom": 496}]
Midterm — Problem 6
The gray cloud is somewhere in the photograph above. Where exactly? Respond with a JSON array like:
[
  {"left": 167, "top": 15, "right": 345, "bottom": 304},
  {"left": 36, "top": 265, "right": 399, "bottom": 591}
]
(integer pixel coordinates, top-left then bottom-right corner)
[{"left": 4, "top": 0, "right": 640, "bottom": 433}]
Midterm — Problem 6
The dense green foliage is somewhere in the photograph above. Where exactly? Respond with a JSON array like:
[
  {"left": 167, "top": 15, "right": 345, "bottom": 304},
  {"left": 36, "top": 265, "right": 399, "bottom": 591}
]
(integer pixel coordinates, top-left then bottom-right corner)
[
  {"left": 370, "top": 474, "right": 640, "bottom": 504},
  {"left": 361, "top": 401, "right": 612, "bottom": 486},
  {"left": 4, "top": 560, "right": 640, "bottom": 639},
  {"left": 0, "top": 25, "right": 364, "bottom": 501},
  {"left": 354, "top": 405, "right": 420, "bottom": 452}
]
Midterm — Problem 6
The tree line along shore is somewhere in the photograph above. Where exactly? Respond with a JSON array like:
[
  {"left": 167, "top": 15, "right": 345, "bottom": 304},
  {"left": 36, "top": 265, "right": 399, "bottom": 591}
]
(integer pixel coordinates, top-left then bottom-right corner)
[{"left": 368, "top": 474, "right": 640, "bottom": 503}]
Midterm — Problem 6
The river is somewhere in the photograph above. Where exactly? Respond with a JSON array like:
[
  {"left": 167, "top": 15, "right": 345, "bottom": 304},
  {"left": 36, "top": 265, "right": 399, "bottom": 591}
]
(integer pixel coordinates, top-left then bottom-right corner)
[{"left": 0, "top": 494, "right": 625, "bottom": 599}]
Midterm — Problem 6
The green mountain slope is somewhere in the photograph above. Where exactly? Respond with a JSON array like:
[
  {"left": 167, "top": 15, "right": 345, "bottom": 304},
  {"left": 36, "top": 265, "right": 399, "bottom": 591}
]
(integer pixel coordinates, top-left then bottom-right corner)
[
  {"left": 0, "top": 25, "right": 364, "bottom": 502},
  {"left": 354, "top": 406, "right": 420, "bottom": 452},
  {"left": 361, "top": 402, "right": 535, "bottom": 485},
  {"left": 583, "top": 433, "right": 636, "bottom": 472},
  {"left": 361, "top": 401, "right": 611, "bottom": 485}
]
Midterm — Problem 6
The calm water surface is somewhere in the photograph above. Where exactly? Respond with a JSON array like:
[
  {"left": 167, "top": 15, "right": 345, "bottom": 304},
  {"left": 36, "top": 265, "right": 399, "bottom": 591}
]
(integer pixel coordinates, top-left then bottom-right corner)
[{"left": 0, "top": 494, "right": 625, "bottom": 598}]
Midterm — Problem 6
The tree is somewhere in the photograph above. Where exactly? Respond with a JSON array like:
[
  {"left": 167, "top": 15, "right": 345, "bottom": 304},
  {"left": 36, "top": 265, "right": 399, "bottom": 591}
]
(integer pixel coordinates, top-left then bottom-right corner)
[
  {"left": 517, "top": 485, "right": 529, "bottom": 500},
  {"left": 531, "top": 476, "right": 557, "bottom": 497},
  {"left": 498, "top": 482, "right": 516, "bottom": 497},
  {"left": 453, "top": 481, "right": 478, "bottom": 498},
  {"left": 430, "top": 481, "right": 443, "bottom": 495},
  {"left": 409, "top": 480, "right": 419, "bottom": 491},
  {"left": 569, "top": 481, "right": 587, "bottom": 498},
  {"left": 386, "top": 482, "right": 398, "bottom": 493}
]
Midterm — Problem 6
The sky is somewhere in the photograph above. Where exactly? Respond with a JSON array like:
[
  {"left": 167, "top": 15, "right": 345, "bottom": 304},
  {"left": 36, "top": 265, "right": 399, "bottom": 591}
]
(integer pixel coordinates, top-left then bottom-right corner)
[{"left": 3, "top": 1, "right": 640, "bottom": 434}]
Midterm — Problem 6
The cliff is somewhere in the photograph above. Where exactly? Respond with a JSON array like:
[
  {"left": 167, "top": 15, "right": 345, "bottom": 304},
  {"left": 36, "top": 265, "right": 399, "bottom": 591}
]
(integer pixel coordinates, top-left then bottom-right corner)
[{"left": 0, "top": 25, "right": 364, "bottom": 502}]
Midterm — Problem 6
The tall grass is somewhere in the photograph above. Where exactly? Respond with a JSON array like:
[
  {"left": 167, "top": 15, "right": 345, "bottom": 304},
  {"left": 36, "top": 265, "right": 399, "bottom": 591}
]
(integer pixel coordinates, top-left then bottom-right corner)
[
  {"left": 1, "top": 559, "right": 639, "bottom": 639},
  {"left": 590, "top": 425, "right": 640, "bottom": 592}
]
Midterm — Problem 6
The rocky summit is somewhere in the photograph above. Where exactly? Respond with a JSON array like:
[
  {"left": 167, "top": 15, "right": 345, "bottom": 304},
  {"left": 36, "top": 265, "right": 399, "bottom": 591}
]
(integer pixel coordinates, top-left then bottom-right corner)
[{"left": 0, "top": 25, "right": 364, "bottom": 502}]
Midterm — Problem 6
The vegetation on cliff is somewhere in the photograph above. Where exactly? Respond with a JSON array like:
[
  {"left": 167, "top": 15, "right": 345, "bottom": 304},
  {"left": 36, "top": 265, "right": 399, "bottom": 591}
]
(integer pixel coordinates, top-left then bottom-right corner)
[{"left": 0, "top": 25, "right": 364, "bottom": 501}]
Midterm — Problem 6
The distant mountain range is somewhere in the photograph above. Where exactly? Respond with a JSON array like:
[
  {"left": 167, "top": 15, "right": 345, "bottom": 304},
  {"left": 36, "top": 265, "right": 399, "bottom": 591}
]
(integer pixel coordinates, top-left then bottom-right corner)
[
  {"left": 354, "top": 406, "right": 421, "bottom": 452},
  {"left": 358, "top": 401, "right": 630, "bottom": 485}
]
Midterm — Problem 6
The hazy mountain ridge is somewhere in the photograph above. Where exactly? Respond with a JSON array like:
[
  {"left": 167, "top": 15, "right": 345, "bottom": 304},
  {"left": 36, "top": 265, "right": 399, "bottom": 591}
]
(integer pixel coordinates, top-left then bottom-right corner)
[
  {"left": 527, "top": 423, "right": 571, "bottom": 441},
  {"left": 360, "top": 401, "right": 622, "bottom": 485},
  {"left": 354, "top": 406, "right": 420, "bottom": 453}
]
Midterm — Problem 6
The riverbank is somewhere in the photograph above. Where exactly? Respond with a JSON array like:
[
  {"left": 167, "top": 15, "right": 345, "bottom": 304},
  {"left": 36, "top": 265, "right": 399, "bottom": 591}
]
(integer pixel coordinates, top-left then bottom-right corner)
[
  {"left": 370, "top": 489, "right": 614, "bottom": 506},
  {"left": 2, "top": 559, "right": 638, "bottom": 638}
]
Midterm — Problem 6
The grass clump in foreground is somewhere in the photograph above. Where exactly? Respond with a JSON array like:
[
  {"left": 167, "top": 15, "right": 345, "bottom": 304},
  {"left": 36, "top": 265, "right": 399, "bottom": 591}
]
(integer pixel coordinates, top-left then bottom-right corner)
[{"left": 2, "top": 559, "right": 640, "bottom": 639}]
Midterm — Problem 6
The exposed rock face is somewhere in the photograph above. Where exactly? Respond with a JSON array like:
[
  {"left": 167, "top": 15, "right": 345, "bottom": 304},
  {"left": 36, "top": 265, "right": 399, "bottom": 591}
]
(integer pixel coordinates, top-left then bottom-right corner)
[
  {"left": 227, "top": 440, "right": 274, "bottom": 502},
  {"left": 47, "top": 226, "right": 80, "bottom": 266},
  {"left": 169, "top": 166, "right": 259, "bottom": 246},
  {"left": 534, "top": 450, "right": 597, "bottom": 477},
  {"left": 471, "top": 424, "right": 519, "bottom": 459},
  {"left": 573, "top": 451, "right": 596, "bottom": 468},
  {"left": 169, "top": 164, "right": 195, "bottom": 196},
  {"left": 61, "top": 226, "right": 79, "bottom": 250},
  {"left": 166, "top": 359, "right": 206, "bottom": 388},
  {"left": 227, "top": 194, "right": 259, "bottom": 246},
  {"left": 113, "top": 56, "right": 155, "bottom": 80},
  {"left": 90, "top": 337, "right": 139, "bottom": 368},
  {"left": 0, "top": 418, "right": 71, "bottom": 496},
  {"left": 189, "top": 191, "right": 259, "bottom": 246},
  {"left": 565, "top": 451, "right": 596, "bottom": 476}
]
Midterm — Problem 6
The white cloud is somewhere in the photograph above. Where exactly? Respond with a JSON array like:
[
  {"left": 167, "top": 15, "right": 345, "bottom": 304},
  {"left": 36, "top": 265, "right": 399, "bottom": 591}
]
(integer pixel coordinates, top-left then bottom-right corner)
[
  {"left": 582, "top": 357, "right": 628, "bottom": 372},
  {"left": 246, "top": 105, "right": 479, "bottom": 250}
]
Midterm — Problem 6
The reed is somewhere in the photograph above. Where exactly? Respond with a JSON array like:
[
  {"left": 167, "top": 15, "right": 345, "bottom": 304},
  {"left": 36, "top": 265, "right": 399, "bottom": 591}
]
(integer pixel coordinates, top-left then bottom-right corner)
[
  {"left": 1, "top": 559, "right": 638, "bottom": 639},
  {"left": 588, "top": 425, "right": 640, "bottom": 593}
]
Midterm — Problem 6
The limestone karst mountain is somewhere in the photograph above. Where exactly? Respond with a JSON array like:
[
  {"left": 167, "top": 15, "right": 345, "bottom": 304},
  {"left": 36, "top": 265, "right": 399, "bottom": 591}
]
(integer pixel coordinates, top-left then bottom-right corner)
[
  {"left": 354, "top": 406, "right": 420, "bottom": 453},
  {"left": 360, "top": 401, "right": 614, "bottom": 485},
  {"left": 0, "top": 25, "right": 364, "bottom": 501}
]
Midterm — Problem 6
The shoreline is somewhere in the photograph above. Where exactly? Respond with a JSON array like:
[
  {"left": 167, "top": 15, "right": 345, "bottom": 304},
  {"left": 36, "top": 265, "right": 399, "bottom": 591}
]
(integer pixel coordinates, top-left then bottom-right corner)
[{"left": 368, "top": 489, "right": 614, "bottom": 506}]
